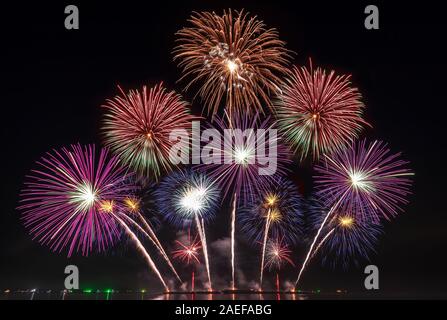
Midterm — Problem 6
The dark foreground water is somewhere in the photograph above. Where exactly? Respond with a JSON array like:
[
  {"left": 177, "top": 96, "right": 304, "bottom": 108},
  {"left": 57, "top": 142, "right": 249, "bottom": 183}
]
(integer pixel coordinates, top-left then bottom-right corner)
[
  {"left": 3, "top": 291, "right": 425, "bottom": 300},
  {"left": 1, "top": 291, "right": 351, "bottom": 300},
  {"left": 2, "top": 289, "right": 441, "bottom": 300}
]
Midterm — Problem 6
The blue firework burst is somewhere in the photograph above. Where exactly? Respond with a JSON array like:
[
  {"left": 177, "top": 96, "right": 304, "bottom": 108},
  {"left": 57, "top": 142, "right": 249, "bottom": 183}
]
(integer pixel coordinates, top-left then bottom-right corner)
[
  {"left": 306, "top": 197, "right": 383, "bottom": 269},
  {"left": 155, "top": 169, "right": 221, "bottom": 228},
  {"left": 238, "top": 177, "right": 305, "bottom": 246}
]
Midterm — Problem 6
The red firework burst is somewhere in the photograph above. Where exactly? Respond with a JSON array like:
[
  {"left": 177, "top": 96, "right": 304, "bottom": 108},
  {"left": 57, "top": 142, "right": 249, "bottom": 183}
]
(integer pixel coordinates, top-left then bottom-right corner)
[
  {"left": 172, "top": 233, "right": 202, "bottom": 265},
  {"left": 264, "top": 237, "right": 295, "bottom": 271},
  {"left": 102, "top": 83, "right": 197, "bottom": 179},
  {"left": 275, "top": 61, "right": 369, "bottom": 160}
]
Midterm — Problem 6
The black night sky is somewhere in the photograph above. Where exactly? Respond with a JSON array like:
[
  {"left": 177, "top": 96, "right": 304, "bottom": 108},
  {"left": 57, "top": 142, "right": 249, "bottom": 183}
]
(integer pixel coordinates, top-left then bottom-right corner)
[{"left": 1, "top": 1, "right": 446, "bottom": 298}]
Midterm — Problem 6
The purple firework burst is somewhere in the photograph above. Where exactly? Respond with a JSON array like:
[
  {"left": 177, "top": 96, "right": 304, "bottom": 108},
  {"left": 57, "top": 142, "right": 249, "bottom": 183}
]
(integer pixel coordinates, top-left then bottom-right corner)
[
  {"left": 201, "top": 112, "right": 292, "bottom": 202},
  {"left": 314, "top": 140, "right": 414, "bottom": 221},
  {"left": 18, "top": 144, "right": 134, "bottom": 257},
  {"left": 198, "top": 112, "right": 292, "bottom": 288}
]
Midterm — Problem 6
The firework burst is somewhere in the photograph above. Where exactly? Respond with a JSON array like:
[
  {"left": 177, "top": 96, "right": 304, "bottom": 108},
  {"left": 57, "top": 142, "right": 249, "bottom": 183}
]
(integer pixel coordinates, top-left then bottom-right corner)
[
  {"left": 264, "top": 237, "right": 295, "bottom": 271},
  {"left": 156, "top": 169, "right": 220, "bottom": 290},
  {"left": 296, "top": 140, "right": 413, "bottom": 286},
  {"left": 275, "top": 61, "right": 368, "bottom": 160},
  {"left": 18, "top": 145, "right": 171, "bottom": 290},
  {"left": 307, "top": 201, "right": 383, "bottom": 268},
  {"left": 173, "top": 231, "right": 202, "bottom": 291},
  {"left": 239, "top": 177, "right": 304, "bottom": 288},
  {"left": 172, "top": 233, "right": 202, "bottom": 265},
  {"left": 174, "top": 9, "right": 291, "bottom": 118},
  {"left": 18, "top": 144, "right": 133, "bottom": 257},
  {"left": 265, "top": 237, "right": 295, "bottom": 293},
  {"left": 200, "top": 112, "right": 291, "bottom": 288},
  {"left": 314, "top": 139, "right": 414, "bottom": 221},
  {"left": 111, "top": 211, "right": 169, "bottom": 291},
  {"left": 203, "top": 112, "right": 292, "bottom": 202},
  {"left": 239, "top": 177, "right": 305, "bottom": 245},
  {"left": 102, "top": 83, "right": 197, "bottom": 180},
  {"left": 155, "top": 170, "right": 220, "bottom": 227}
]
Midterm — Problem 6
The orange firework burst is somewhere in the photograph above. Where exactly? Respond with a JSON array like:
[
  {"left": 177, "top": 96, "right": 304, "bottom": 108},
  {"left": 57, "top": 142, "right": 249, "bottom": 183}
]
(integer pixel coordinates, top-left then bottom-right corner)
[{"left": 174, "top": 9, "right": 291, "bottom": 118}]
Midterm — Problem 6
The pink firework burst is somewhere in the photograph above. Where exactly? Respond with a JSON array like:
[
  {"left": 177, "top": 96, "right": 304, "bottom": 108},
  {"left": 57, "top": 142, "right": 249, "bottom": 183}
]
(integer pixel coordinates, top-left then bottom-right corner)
[
  {"left": 102, "top": 83, "right": 197, "bottom": 180},
  {"left": 314, "top": 140, "right": 414, "bottom": 221},
  {"left": 18, "top": 144, "right": 134, "bottom": 257},
  {"left": 275, "top": 61, "right": 369, "bottom": 160}
]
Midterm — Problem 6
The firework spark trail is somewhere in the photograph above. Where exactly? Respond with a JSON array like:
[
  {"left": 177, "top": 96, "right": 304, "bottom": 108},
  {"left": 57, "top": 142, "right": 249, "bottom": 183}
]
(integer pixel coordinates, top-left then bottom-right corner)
[
  {"left": 112, "top": 213, "right": 168, "bottom": 291},
  {"left": 265, "top": 238, "right": 295, "bottom": 270},
  {"left": 259, "top": 209, "right": 272, "bottom": 288},
  {"left": 194, "top": 213, "right": 212, "bottom": 290},
  {"left": 295, "top": 192, "right": 348, "bottom": 287},
  {"left": 136, "top": 212, "right": 181, "bottom": 282},
  {"left": 201, "top": 217, "right": 211, "bottom": 290},
  {"left": 231, "top": 193, "right": 237, "bottom": 289},
  {"left": 311, "top": 228, "right": 335, "bottom": 260},
  {"left": 120, "top": 213, "right": 182, "bottom": 283},
  {"left": 276, "top": 273, "right": 281, "bottom": 300},
  {"left": 276, "top": 273, "right": 280, "bottom": 293}
]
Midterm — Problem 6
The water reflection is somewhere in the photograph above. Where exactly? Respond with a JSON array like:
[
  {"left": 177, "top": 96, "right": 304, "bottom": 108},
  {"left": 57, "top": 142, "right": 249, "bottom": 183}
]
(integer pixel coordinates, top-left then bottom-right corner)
[{"left": 158, "top": 293, "right": 309, "bottom": 300}]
